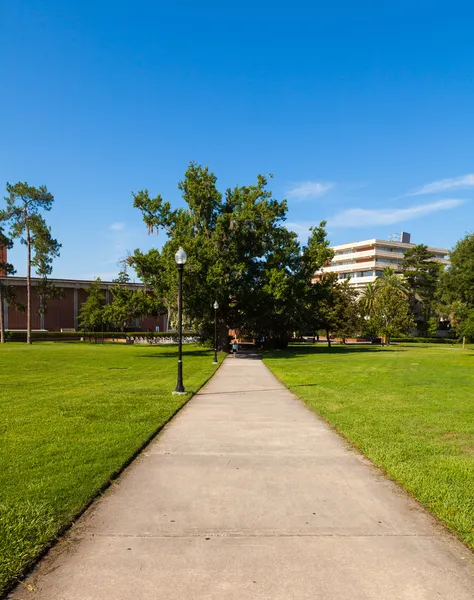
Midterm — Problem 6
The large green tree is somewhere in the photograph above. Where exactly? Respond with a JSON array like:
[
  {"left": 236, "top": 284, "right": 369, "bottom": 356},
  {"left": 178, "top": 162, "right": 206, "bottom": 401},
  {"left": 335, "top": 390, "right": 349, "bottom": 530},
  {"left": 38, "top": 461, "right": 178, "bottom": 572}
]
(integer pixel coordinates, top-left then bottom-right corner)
[
  {"left": 1, "top": 183, "right": 59, "bottom": 343},
  {"left": 401, "top": 244, "right": 443, "bottom": 335},
  {"left": 130, "top": 163, "right": 332, "bottom": 348},
  {"left": 371, "top": 287, "right": 414, "bottom": 344},
  {"left": 103, "top": 285, "right": 161, "bottom": 332},
  {"left": 78, "top": 279, "right": 106, "bottom": 339},
  {"left": 312, "top": 274, "right": 360, "bottom": 347},
  {"left": 439, "top": 233, "right": 474, "bottom": 338}
]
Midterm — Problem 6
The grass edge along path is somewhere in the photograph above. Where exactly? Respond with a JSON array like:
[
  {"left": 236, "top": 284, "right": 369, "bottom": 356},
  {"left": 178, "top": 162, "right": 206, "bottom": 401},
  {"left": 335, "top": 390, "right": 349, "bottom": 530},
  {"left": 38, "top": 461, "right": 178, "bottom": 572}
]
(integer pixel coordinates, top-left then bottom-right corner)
[
  {"left": 0, "top": 343, "right": 223, "bottom": 598},
  {"left": 263, "top": 343, "right": 474, "bottom": 552}
]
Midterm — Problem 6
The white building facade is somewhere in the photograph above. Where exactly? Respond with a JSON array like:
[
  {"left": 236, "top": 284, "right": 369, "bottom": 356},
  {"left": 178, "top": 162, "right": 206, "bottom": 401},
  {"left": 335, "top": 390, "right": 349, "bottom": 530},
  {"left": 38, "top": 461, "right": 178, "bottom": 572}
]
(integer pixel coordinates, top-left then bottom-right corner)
[{"left": 316, "top": 232, "right": 449, "bottom": 290}]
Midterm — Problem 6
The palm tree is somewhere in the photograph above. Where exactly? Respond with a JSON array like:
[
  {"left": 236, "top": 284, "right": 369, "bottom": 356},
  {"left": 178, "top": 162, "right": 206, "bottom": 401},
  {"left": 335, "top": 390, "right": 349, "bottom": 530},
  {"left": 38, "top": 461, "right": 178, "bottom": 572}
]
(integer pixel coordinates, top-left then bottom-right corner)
[
  {"left": 375, "top": 267, "right": 409, "bottom": 296},
  {"left": 359, "top": 281, "right": 377, "bottom": 316}
]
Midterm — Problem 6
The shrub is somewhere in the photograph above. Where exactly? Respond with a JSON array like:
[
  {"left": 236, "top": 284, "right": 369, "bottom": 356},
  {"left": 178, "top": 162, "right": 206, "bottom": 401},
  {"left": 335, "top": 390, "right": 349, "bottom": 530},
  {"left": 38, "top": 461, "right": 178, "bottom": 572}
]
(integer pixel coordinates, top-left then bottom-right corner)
[
  {"left": 391, "top": 336, "right": 457, "bottom": 344},
  {"left": 4, "top": 331, "right": 198, "bottom": 342}
]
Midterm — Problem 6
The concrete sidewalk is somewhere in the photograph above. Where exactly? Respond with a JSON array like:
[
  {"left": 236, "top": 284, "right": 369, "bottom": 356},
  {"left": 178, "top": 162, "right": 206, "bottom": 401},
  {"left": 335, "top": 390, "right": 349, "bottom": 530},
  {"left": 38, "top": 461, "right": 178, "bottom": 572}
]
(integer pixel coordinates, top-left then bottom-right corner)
[{"left": 10, "top": 353, "right": 474, "bottom": 599}]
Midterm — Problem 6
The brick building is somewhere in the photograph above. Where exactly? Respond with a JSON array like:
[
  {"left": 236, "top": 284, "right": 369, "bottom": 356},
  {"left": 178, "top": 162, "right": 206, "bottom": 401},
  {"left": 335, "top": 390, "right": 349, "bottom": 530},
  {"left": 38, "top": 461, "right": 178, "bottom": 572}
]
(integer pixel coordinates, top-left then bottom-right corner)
[
  {"left": 2, "top": 277, "right": 167, "bottom": 332},
  {"left": 1, "top": 243, "right": 167, "bottom": 331},
  {"left": 0, "top": 242, "right": 166, "bottom": 331}
]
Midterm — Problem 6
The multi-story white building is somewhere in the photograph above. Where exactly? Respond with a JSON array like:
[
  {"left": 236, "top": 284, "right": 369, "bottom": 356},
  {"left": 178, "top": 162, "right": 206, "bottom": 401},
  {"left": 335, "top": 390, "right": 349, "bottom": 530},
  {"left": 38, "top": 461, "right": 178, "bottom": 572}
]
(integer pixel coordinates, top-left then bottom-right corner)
[{"left": 315, "top": 232, "right": 449, "bottom": 290}]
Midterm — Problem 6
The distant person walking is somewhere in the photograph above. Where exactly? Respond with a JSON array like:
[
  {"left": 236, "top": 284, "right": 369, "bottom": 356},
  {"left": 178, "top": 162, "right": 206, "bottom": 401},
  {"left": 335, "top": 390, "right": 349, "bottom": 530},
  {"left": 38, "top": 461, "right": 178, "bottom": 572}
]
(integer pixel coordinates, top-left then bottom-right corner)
[{"left": 231, "top": 339, "right": 238, "bottom": 358}]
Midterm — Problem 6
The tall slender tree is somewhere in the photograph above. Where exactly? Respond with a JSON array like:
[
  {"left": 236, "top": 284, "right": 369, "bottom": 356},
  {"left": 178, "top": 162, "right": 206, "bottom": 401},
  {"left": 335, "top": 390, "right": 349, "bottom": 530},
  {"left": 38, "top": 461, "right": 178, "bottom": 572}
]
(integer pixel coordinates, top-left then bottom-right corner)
[
  {"left": 31, "top": 217, "right": 62, "bottom": 325},
  {"left": 401, "top": 244, "right": 443, "bottom": 335},
  {"left": 359, "top": 282, "right": 377, "bottom": 316},
  {"left": 0, "top": 226, "right": 16, "bottom": 343},
  {"left": 1, "top": 183, "right": 57, "bottom": 344}
]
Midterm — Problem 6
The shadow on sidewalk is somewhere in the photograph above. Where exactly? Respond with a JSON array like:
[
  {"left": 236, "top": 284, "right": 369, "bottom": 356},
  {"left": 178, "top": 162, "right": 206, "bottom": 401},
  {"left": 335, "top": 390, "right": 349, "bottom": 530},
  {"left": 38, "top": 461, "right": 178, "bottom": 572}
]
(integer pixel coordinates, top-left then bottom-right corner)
[{"left": 199, "top": 387, "right": 282, "bottom": 395}]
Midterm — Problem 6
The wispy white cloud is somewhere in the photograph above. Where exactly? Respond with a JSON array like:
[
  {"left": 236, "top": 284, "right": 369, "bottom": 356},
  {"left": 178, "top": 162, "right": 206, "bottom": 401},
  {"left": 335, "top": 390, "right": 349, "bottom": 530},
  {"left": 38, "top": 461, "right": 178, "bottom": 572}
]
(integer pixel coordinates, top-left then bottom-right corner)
[
  {"left": 287, "top": 181, "right": 334, "bottom": 200},
  {"left": 109, "top": 222, "right": 126, "bottom": 231},
  {"left": 407, "top": 174, "right": 474, "bottom": 196},
  {"left": 329, "top": 199, "right": 464, "bottom": 228}
]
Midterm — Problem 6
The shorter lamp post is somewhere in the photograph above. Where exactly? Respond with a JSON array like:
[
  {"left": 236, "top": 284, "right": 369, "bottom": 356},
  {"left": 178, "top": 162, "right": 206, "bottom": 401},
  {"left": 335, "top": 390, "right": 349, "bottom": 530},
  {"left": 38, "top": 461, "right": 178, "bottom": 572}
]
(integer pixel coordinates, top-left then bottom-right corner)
[
  {"left": 173, "top": 246, "right": 187, "bottom": 395},
  {"left": 213, "top": 301, "right": 219, "bottom": 364}
]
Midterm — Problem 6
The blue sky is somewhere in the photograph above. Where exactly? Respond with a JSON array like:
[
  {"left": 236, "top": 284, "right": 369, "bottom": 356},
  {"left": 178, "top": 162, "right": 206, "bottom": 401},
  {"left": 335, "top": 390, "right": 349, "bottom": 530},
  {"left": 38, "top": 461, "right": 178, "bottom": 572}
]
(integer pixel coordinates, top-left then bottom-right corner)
[{"left": 1, "top": 0, "right": 473, "bottom": 280}]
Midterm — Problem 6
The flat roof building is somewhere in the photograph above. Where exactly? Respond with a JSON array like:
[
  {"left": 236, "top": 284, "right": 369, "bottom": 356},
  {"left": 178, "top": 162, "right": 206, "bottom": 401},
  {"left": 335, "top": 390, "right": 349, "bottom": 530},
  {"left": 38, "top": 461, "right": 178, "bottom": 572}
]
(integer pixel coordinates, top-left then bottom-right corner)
[
  {"left": 2, "top": 276, "right": 167, "bottom": 332},
  {"left": 315, "top": 232, "right": 450, "bottom": 290},
  {"left": 1, "top": 244, "right": 167, "bottom": 332}
]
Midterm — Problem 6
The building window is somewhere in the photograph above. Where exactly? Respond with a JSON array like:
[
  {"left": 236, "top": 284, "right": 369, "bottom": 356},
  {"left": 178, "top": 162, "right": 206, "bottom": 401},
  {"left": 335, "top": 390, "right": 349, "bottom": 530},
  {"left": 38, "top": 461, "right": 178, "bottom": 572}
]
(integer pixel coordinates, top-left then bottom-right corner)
[
  {"left": 380, "top": 247, "right": 407, "bottom": 253},
  {"left": 376, "top": 258, "right": 403, "bottom": 265}
]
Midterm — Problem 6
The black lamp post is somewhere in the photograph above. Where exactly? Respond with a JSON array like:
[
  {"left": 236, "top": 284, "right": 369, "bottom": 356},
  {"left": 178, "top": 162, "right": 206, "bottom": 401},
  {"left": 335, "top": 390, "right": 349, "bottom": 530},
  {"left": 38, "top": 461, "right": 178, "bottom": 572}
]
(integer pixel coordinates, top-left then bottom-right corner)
[
  {"left": 213, "top": 300, "right": 219, "bottom": 364},
  {"left": 173, "top": 246, "right": 187, "bottom": 395}
]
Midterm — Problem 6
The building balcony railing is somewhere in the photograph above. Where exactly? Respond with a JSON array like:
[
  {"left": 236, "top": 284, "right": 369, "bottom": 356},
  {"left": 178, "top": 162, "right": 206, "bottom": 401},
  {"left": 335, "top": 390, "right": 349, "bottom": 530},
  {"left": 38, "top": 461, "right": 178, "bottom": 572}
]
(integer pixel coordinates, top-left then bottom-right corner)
[{"left": 332, "top": 247, "right": 448, "bottom": 264}]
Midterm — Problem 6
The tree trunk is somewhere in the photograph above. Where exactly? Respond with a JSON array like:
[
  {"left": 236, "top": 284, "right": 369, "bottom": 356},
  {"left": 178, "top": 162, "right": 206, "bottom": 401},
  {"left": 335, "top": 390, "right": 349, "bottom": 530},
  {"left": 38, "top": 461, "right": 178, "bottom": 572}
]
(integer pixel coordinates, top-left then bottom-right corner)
[
  {"left": 218, "top": 321, "right": 229, "bottom": 351},
  {"left": 0, "top": 284, "right": 5, "bottom": 344},
  {"left": 326, "top": 328, "right": 331, "bottom": 348},
  {"left": 26, "top": 226, "right": 32, "bottom": 345}
]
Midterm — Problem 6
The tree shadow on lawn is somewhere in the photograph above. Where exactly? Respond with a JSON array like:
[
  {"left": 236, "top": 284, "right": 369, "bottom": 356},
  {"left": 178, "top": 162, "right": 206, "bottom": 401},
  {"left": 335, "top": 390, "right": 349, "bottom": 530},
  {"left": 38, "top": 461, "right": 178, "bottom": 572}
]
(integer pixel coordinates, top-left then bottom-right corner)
[
  {"left": 137, "top": 348, "right": 218, "bottom": 359},
  {"left": 265, "top": 345, "right": 407, "bottom": 359}
]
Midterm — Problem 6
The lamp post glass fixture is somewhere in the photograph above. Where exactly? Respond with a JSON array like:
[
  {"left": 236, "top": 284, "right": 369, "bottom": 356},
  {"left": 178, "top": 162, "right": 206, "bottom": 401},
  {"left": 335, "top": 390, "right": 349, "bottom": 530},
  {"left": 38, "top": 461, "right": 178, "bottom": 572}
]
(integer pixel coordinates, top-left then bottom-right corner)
[
  {"left": 173, "top": 247, "right": 187, "bottom": 394},
  {"left": 213, "top": 300, "right": 219, "bottom": 364}
]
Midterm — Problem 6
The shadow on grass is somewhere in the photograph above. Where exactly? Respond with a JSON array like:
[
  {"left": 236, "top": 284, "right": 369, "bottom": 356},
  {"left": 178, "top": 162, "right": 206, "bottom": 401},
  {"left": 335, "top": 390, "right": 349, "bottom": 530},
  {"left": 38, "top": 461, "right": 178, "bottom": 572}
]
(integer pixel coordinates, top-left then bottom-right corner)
[
  {"left": 291, "top": 383, "right": 321, "bottom": 387},
  {"left": 137, "top": 349, "right": 217, "bottom": 359},
  {"left": 265, "top": 345, "right": 407, "bottom": 359}
]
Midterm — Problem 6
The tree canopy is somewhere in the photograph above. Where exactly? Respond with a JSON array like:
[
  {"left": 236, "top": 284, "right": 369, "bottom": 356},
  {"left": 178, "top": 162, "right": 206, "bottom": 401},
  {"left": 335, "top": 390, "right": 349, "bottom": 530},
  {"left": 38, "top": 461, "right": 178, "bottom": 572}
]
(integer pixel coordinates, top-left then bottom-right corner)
[
  {"left": 439, "top": 233, "right": 474, "bottom": 340},
  {"left": 312, "top": 274, "right": 360, "bottom": 347},
  {"left": 370, "top": 287, "right": 414, "bottom": 344},
  {"left": 401, "top": 244, "right": 443, "bottom": 333},
  {"left": 78, "top": 279, "right": 105, "bottom": 335},
  {"left": 130, "top": 162, "right": 333, "bottom": 347}
]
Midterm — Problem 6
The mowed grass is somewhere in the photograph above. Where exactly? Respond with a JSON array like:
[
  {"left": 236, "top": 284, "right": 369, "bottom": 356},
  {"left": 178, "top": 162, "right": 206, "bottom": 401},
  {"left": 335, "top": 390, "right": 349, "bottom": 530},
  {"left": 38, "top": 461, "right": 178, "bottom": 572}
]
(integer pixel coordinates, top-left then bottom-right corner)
[
  {"left": 264, "top": 343, "right": 474, "bottom": 550},
  {"left": 0, "top": 342, "right": 220, "bottom": 597}
]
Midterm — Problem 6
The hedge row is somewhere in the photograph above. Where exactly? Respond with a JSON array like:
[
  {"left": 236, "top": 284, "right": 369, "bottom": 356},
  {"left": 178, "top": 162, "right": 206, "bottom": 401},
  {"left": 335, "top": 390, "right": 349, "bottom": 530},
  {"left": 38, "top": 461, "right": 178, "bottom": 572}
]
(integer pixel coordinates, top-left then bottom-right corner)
[
  {"left": 4, "top": 331, "right": 198, "bottom": 342},
  {"left": 391, "top": 336, "right": 458, "bottom": 344}
]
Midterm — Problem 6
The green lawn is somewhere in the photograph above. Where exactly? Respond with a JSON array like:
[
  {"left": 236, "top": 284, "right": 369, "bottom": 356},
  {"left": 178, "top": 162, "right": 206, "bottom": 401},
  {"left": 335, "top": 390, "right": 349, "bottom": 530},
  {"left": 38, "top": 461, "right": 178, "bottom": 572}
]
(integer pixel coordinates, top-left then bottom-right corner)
[
  {"left": 264, "top": 343, "right": 474, "bottom": 550},
  {"left": 0, "top": 342, "right": 220, "bottom": 597}
]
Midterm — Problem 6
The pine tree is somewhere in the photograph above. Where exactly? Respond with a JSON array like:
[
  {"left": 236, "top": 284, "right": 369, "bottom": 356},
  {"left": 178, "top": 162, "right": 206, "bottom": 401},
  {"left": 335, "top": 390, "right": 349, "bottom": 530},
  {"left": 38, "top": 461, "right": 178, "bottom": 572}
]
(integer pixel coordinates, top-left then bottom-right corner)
[{"left": 1, "top": 183, "right": 59, "bottom": 343}]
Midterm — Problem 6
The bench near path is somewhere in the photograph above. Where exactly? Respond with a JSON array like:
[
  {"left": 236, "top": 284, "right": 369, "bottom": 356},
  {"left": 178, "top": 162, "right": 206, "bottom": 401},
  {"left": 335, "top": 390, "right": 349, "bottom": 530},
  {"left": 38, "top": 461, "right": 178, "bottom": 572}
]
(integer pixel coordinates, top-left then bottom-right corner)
[{"left": 10, "top": 352, "right": 474, "bottom": 599}]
